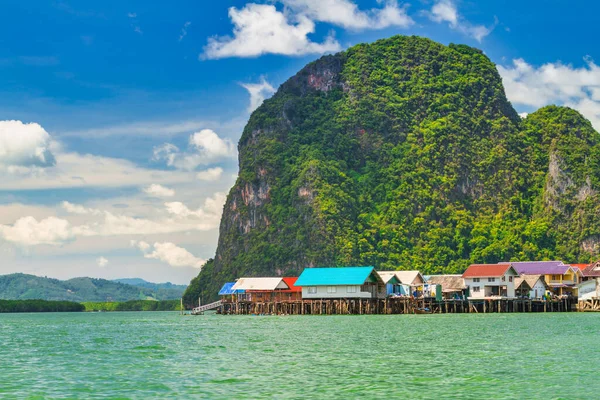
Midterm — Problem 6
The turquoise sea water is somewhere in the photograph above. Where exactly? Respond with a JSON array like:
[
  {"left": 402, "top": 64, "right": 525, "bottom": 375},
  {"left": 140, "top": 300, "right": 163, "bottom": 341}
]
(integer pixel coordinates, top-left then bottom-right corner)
[{"left": 0, "top": 312, "right": 598, "bottom": 399}]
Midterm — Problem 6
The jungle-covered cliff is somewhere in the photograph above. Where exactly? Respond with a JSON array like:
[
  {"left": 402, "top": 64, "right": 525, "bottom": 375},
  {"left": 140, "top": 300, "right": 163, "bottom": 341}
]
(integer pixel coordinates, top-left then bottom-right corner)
[{"left": 184, "top": 35, "right": 600, "bottom": 304}]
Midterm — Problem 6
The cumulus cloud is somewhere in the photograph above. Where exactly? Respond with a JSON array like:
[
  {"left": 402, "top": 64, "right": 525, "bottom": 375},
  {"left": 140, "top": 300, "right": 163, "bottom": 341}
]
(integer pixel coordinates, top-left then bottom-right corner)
[
  {"left": 427, "top": 0, "right": 495, "bottom": 42},
  {"left": 132, "top": 241, "right": 205, "bottom": 269},
  {"left": 281, "top": 0, "right": 413, "bottom": 30},
  {"left": 0, "top": 120, "right": 56, "bottom": 168},
  {"left": 62, "top": 201, "right": 102, "bottom": 216},
  {"left": 96, "top": 257, "right": 108, "bottom": 267},
  {"left": 498, "top": 57, "right": 600, "bottom": 130},
  {"left": 165, "top": 192, "right": 226, "bottom": 220},
  {"left": 0, "top": 216, "right": 77, "bottom": 246},
  {"left": 196, "top": 167, "right": 224, "bottom": 181},
  {"left": 203, "top": 4, "right": 341, "bottom": 59},
  {"left": 2, "top": 193, "right": 227, "bottom": 247},
  {"left": 131, "top": 240, "right": 151, "bottom": 252},
  {"left": 241, "top": 78, "right": 276, "bottom": 113},
  {"left": 143, "top": 184, "right": 175, "bottom": 198},
  {"left": 153, "top": 129, "right": 235, "bottom": 170}
]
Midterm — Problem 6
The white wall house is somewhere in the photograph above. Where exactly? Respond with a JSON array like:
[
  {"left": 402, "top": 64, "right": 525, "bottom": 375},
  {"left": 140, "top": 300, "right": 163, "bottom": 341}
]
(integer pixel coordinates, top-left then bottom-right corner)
[
  {"left": 515, "top": 275, "right": 548, "bottom": 299},
  {"left": 578, "top": 279, "right": 600, "bottom": 300},
  {"left": 462, "top": 264, "right": 519, "bottom": 299},
  {"left": 300, "top": 285, "right": 375, "bottom": 299}
]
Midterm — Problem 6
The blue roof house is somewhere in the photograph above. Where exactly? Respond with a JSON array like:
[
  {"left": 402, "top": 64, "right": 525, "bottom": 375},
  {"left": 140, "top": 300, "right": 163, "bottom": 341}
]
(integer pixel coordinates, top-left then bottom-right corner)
[
  {"left": 295, "top": 267, "right": 386, "bottom": 299},
  {"left": 218, "top": 282, "right": 244, "bottom": 302}
]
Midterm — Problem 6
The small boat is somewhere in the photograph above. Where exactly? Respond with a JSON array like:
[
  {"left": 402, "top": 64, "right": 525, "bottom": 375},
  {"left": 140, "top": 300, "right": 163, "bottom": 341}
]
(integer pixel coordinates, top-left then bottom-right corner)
[{"left": 414, "top": 308, "right": 432, "bottom": 314}]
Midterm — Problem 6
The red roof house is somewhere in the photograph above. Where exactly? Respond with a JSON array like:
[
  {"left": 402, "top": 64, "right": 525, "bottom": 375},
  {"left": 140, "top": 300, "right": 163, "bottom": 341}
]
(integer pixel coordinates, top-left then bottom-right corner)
[
  {"left": 581, "top": 263, "right": 600, "bottom": 279},
  {"left": 462, "top": 264, "right": 519, "bottom": 299},
  {"left": 278, "top": 277, "right": 302, "bottom": 301},
  {"left": 462, "top": 264, "right": 518, "bottom": 278}
]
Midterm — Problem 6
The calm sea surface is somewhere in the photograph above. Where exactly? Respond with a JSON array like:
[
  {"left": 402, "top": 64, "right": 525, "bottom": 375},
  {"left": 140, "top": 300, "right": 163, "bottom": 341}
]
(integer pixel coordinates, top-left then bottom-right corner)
[{"left": 0, "top": 312, "right": 598, "bottom": 399}]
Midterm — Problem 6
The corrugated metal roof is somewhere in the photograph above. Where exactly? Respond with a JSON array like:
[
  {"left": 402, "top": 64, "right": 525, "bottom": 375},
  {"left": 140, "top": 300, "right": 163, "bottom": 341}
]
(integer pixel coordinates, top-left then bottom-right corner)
[
  {"left": 231, "top": 277, "right": 289, "bottom": 291},
  {"left": 218, "top": 282, "right": 238, "bottom": 295},
  {"left": 295, "top": 267, "right": 379, "bottom": 286},
  {"left": 514, "top": 275, "right": 547, "bottom": 290},
  {"left": 511, "top": 261, "right": 570, "bottom": 275},
  {"left": 462, "top": 264, "right": 516, "bottom": 278},
  {"left": 377, "top": 271, "right": 401, "bottom": 284},
  {"left": 394, "top": 271, "right": 423, "bottom": 285},
  {"left": 581, "top": 263, "right": 600, "bottom": 277},
  {"left": 281, "top": 277, "right": 302, "bottom": 292}
]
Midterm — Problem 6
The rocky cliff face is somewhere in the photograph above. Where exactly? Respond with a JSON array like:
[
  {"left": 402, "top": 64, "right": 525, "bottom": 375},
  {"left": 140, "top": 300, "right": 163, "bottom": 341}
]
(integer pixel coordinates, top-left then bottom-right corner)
[{"left": 184, "top": 36, "right": 600, "bottom": 304}]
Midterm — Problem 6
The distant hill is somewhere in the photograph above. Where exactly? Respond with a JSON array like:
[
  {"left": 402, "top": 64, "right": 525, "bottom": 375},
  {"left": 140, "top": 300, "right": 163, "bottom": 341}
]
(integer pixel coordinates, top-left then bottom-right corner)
[
  {"left": 0, "top": 274, "right": 185, "bottom": 302},
  {"left": 112, "top": 278, "right": 187, "bottom": 299}
]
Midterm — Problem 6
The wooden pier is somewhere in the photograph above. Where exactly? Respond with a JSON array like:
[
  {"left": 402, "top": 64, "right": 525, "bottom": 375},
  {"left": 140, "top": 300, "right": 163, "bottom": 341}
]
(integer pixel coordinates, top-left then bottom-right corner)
[
  {"left": 577, "top": 298, "right": 600, "bottom": 312},
  {"left": 217, "top": 297, "right": 575, "bottom": 315}
]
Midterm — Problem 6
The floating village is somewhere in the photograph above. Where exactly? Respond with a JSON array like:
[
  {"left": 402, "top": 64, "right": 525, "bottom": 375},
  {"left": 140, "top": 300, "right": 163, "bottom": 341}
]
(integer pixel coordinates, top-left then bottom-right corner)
[{"left": 191, "top": 261, "right": 600, "bottom": 315}]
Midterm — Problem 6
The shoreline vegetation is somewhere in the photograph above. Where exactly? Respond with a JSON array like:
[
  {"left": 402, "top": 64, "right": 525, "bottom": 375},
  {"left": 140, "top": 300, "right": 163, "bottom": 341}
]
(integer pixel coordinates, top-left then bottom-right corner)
[
  {"left": 82, "top": 300, "right": 181, "bottom": 312},
  {"left": 0, "top": 299, "right": 181, "bottom": 313},
  {"left": 0, "top": 299, "right": 85, "bottom": 313}
]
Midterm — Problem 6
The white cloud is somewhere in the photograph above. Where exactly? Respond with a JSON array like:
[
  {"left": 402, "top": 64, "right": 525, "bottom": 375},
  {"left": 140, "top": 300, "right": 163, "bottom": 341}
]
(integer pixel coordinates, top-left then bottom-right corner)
[
  {"left": 165, "top": 192, "right": 226, "bottom": 230},
  {"left": 96, "top": 256, "right": 108, "bottom": 267},
  {"left": 190, "top": 129, "right": 234, "bottom": 158},
  {"left": 203, "top": 4, "right": 341, "bottom": 59},
  {"left": 62, "top": 119, "right": 209, "bottom": 138},
  {"left": 0, "top": 216, "right": 77, "bottom": 246},
  {"left": 498, "top": 57, "right": 600, "bottom": 130},
  {"left": 196, "top": 167, "right": 224, "bottom": 181},
  {"left": 62, "top": 201, "right": 102, "bottom": 216},
  {"left": 0, "top": 120, "right": 56, "bottom": 168},
  {"left": 127, "top": 12, "right": 142, "bottom": 34},
  {"left": 241, "top": 78, "right": 276, "bottom": 112},
  {"left": 131, "top": 240, "right": 151, "bottom": 252},
  {"left": 0, "top": 151, "right": 193, "bottom": 191},
  {"left": 427, "top": 0, "right": 495, "bottom": 42},
  {"left": 179, "top": 21, "right": 191, "bottom": 41},
  {"left": 143, "top": 184, "right": 175, "bottom": 198},
  {"left": 281, "top": 0, "right": 413, "bottom": 30},
  {"left": 132, "top": 241, "right": 205, "bottom": 269},
  {"left": 1, "top": 193, "right": 227, "bottom": 247},
  {"left": 153, "top": 129, "right": 235, "bottom": 170}
]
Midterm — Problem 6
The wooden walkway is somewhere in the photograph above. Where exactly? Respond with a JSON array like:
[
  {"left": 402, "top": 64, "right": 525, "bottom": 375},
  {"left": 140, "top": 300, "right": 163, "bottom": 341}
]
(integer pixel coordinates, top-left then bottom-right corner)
[
  {"left": 192, "top": 300, "right": 222, "bottom": 315},
  {"left": 217, "top": 297, "right": 575, "bottom": 315}
]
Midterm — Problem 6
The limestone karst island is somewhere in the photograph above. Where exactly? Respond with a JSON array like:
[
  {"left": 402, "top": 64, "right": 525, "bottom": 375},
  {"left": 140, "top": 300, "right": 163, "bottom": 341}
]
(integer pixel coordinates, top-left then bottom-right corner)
[{"left": 183, "top": 36, "right": 600, "bottom": 315}]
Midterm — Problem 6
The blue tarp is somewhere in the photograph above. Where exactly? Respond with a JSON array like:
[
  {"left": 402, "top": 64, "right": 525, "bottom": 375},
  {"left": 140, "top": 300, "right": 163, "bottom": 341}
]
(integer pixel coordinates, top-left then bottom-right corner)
[
  {"left": 295, "top": 267, "right": 377, "bottom": 286},
  {"left": 218, "top": 282, "right": 244, "bottom": 295}
]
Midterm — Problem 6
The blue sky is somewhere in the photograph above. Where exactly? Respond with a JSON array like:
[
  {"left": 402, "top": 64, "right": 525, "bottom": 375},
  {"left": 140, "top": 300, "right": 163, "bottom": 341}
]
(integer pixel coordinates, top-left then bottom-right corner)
[{"left": 1, "top": 0, "right": 599, "bottom": 284}]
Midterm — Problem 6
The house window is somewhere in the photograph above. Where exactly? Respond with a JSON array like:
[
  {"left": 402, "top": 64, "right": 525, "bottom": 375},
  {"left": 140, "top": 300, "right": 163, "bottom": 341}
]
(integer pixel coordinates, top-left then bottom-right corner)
[
  {"left": 327, "top": 286, "right": 337, "bottom": 294},
  {"left": 307, "top": 287, "right": 317, "bottom": 294},
  {"left": 346, "top": 286, "right": 357, "bottom": 293},
  {"left": 472, "top": 286, "right": 480, "bottom": 292},
  {"left": 509, "top": 276, "right": 513, "bottom": 283},
  {"left": 502, "top": 276, "right": 506, "bottom": 282},
  {"left": 473, "top": 278, "right": 480, "bottom": 283},
  {"left": 488, "top": 278, "right": 495, "bottom": 282}
]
